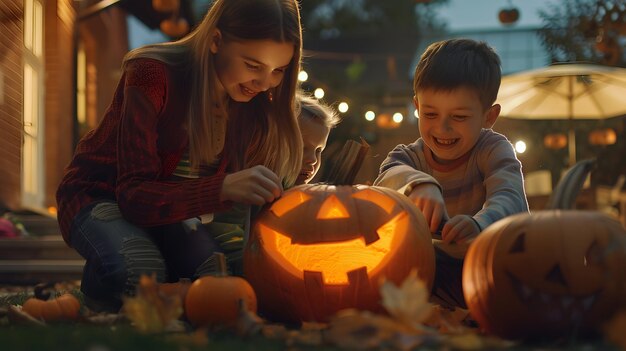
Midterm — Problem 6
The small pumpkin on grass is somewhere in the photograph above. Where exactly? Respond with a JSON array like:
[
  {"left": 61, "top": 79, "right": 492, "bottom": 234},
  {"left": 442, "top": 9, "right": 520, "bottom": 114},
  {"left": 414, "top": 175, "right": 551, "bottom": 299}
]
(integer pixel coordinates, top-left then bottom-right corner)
[
  {"left": 185, "top": 252, "right": 257, "bottom": 328},
  {"left": 22, "top": 293, "right": 81, "bottom": 322}
]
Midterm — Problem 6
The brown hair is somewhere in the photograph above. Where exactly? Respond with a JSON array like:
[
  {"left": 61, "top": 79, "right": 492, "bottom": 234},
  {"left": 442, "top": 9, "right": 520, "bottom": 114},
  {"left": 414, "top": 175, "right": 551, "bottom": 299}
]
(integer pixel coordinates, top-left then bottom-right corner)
[
  {"left": 413, "top": 38, "right": 501, "bottom": 109},
  {"left": 124, "top": 0, "right": 303, "bottom": 186}
]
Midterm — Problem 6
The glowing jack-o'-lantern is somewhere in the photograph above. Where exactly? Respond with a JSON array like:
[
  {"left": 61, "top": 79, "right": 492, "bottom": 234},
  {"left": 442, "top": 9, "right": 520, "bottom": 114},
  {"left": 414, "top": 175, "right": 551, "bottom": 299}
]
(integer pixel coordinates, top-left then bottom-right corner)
[
  {"left": 463, "top": 210, "right": 626, "bottom": 340},
  {"left": 244, "top": 184, "right": 436, "bottom": 323}
]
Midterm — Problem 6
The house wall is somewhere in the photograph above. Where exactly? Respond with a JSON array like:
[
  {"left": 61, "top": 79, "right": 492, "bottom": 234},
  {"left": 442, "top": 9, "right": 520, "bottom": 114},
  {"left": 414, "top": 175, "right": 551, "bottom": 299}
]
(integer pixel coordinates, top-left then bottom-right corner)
[
  {"left": 79, "top": 6, "right": 128, "bottom": 132},
  {"left": 0, "top": 0, "right": 24, "bottom": 211},
  {"left": 45, "top": 0, "right": 76, "bottom": 209}
]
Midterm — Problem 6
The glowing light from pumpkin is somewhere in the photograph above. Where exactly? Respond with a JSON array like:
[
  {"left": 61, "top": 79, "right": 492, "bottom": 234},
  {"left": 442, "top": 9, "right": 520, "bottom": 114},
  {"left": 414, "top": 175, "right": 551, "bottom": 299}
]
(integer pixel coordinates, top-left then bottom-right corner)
[
  {"left": 316, "top": 195, "right": 350, "bottom": 219},
  {"left": 270, "top": 191, "right": 312, "bottom": 216},
  {"left": 258, "top": 211, "right": 408, "bottom": 285}
]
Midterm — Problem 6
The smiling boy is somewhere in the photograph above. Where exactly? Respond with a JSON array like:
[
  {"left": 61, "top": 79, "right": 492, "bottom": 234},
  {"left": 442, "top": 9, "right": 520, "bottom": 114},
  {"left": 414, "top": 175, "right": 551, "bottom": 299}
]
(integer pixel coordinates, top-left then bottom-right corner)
[{"left": 374, "top": 38, "right": 529, "bottom": 308}]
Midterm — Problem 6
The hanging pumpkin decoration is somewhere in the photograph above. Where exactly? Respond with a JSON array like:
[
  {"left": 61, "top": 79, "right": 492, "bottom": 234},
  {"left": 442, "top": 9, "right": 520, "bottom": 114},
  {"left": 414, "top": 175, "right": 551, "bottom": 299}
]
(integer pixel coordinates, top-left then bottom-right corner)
[
  {"left": 498, "top": 7, "right": 520, "bottom": 25},
  {"left": 22, "top": 293, "right": 81, "bottom": 322},
  {"left": 160, "top": 17, "right": 190, "bottom": 38},
  {"left": 543, "top": 133, "right": 567, "bottom": 150},
  {"left": 185, "top": 253, "right": 257, "bottom": 328},
  {"left": 463, "top": 211, "right": 626, "bottom": 340},
  {"left": 244, "top": 184, "right": 436, "bottom": 323},
  {"left": 152, "top": 0, "right": 179, "bottom": 13},
  {"left": 588, "top": 128, "right": 617, "bottom": 146}
]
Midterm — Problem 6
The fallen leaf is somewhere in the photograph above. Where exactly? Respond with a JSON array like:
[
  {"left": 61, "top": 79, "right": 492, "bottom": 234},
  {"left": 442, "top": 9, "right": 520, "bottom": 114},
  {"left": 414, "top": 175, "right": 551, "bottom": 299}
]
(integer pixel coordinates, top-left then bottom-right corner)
[
  {"left": 7, "top": 305, "right": 46, "bottom": 327},
  {"left": 424, "top": 304, "right": 471, "bottom": 333},
  {"left": 326, "top": 309, "right": 436, "bottom": 350},
  {"left": 445, "top": 332, "right": 485, "bottom": 350},
  {"left": 122, "top": 274, "right": 183, "bottom": 333},
  {"left": 380, "top": 269, "right": 432, "bottom": 328}
]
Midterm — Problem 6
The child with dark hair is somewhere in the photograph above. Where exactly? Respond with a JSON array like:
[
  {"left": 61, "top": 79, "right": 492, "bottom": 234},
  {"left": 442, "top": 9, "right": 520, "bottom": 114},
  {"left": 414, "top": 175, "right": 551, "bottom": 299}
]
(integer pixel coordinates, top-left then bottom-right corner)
[{"left": 375, "top": 38, "right": 529, "bottom": 308}]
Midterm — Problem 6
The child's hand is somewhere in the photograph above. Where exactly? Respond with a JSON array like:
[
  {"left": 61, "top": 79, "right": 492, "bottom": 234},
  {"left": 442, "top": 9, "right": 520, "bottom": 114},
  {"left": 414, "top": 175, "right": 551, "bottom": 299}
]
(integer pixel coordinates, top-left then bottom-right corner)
[
  {"left": 408, "top": 183, "right": 448, "bottom": 233},
  {"left": 442, "top": 215, "right": 480, "bottom": 244},
  {"left": 221, "top": 165, "right": 283, "bottom": 205}
]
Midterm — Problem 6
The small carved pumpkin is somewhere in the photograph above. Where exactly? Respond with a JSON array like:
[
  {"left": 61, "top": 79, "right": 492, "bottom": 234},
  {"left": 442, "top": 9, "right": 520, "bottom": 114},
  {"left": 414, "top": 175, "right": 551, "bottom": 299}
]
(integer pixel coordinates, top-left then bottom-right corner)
[
  {"left": 185, "top": 254, "right": 257, "bottom": 328},
  {"left": 22, "top": 293, "right": 81, "bottom": 322},
  {"left": 463, "top": 211, "right": 626, "bottom": 339},
  {"left": 244, "top": 184, "right": 436, "bottom": 323}
]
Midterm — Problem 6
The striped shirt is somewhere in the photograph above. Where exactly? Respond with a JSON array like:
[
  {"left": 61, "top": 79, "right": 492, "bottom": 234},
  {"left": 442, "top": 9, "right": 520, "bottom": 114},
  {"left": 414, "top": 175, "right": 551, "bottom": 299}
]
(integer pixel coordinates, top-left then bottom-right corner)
[{"left": 374, "top": 129, "right": 529, "bottom": 231}]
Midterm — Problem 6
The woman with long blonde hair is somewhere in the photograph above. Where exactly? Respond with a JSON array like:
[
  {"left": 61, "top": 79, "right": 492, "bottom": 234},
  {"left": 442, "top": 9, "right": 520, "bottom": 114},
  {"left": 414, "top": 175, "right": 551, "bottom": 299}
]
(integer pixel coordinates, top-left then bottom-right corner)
[{"left": 56, "top": 0, "right": 303, "bottom": 312}]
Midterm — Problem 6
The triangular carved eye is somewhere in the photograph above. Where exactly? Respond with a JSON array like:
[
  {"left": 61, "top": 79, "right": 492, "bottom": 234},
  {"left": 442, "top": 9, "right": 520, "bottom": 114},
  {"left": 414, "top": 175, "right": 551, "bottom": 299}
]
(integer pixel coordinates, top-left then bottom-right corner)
[
  {"left": 546, "top": 264, "right": 568, "bottom": 287},
  {"left": 509, "top": 232, "right": 526, "bottom": 253},
  {"left": 317, "top": 195, "right": 350, "bottom": 219},
  {"left": 584, "top": 240, "right": 603, "bottom": 266}
]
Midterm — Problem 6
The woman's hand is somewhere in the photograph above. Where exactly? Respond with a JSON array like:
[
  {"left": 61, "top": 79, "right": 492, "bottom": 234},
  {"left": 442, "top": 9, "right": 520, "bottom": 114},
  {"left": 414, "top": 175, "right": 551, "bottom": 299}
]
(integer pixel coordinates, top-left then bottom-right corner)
[
  {"left": 220, "top": 165, "right": 283, "bottom": 205},
  {"left": 442, "top": 215, "right": 480, "bottom": 244},
  {"left": 408, "top": 183, "right": 448, "bottom": 233}
]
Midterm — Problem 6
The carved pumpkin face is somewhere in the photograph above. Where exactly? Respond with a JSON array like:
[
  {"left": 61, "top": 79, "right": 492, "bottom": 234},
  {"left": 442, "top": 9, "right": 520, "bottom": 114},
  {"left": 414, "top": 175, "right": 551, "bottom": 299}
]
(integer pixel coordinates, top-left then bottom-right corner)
[
  {"left": 463, "top": 210, "right": 626, "bottom": 339},
  {"left": 244, "top": 184, "right": 435, "bottom": 323}
]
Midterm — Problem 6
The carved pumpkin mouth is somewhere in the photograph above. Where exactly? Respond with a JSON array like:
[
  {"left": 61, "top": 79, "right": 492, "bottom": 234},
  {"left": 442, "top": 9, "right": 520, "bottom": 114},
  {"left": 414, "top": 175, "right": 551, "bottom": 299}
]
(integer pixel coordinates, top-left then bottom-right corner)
[
  {"left": 507, "top": 271, "right": 600, "bottom": 322},
  {"left": 257, "top": 211, "right": 408, "bottom": 285}
]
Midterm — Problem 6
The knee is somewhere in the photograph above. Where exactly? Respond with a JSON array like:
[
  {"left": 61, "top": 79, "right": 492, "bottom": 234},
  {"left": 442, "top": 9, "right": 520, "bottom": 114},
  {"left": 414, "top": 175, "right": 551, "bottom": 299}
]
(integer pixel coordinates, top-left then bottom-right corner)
[{"left": 118, "top": 236, "right": 167, "bottom": 294}]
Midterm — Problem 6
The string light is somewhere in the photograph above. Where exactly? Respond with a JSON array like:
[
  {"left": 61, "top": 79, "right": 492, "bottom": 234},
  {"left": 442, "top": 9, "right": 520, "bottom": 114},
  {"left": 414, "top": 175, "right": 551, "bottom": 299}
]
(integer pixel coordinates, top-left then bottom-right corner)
[
  {"left": 365, "top": 111, "right": 375, "bottom": 121},
  {"left": 298, "top": 70, "right": 308, "bottom": 82},
  {"left": 314, "top": 88, "right": 325, "bottom": 99},
  {"left": 392, "top": 112, "right": 403, "bottom": 123},
  {"left": 338, "top": 102, "right": 349, "bottom": 113}
]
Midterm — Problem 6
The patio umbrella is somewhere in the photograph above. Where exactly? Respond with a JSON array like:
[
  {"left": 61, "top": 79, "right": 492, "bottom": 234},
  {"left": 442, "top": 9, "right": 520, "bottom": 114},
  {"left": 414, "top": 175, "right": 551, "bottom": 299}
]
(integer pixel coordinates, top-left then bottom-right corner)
[{"left": 496, "top": 62, "right": 626, "bottom": 166}]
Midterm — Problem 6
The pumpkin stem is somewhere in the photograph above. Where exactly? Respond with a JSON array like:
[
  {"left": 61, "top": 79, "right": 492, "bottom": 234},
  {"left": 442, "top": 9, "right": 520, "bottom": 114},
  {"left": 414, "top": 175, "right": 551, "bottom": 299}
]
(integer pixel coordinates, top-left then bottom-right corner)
[
  {"left": 214, "top": 252, "right": 228, "bottom": 276},
  {"left": 33, "top": 282, "right": 55, "bottom": 301}
]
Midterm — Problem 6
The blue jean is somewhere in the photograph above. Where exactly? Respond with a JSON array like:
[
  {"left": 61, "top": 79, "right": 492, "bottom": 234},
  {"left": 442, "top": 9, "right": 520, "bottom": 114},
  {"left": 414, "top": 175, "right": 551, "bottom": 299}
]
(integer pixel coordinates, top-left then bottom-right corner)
[{"left": 69, "top": 201, "right": 220, "bottom": 311}]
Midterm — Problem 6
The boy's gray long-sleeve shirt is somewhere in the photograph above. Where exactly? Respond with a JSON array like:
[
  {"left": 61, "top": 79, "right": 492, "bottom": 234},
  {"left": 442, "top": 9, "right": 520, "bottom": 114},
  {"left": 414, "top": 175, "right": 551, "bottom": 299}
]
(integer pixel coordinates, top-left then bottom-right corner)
[{"left": 374, "top": 129, "right": 529, "bottom": 231}]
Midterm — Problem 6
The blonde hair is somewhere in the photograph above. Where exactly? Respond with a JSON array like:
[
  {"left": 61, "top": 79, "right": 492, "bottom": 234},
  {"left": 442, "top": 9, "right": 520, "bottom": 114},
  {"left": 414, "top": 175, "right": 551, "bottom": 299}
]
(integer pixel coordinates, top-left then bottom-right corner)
[
  {"left": 123, "top": 0, "right": 303, "bottom": 186},
  {"left": 296, "top": 92, "right": 340, "bottom": 128}
]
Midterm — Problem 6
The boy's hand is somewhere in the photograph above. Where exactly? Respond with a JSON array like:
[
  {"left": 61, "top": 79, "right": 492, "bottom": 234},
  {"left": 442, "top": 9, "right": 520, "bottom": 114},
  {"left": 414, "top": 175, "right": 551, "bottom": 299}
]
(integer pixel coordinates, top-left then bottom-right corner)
[
  {"left": 408, "top": 183, "right": 448, "bottom": 233},
  {"left": 442, "top": 215, "right": 480, "bottom": 244},
  {"left": 221, "top": 165, "right": 283, "bottom": 206}
]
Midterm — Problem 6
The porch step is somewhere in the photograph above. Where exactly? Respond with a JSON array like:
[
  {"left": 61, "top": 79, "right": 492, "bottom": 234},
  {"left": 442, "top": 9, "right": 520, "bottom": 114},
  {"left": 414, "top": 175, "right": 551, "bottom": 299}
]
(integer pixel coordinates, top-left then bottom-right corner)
[
  {"left": 0, "top": 235, "right": 82, "bottom": 260},
  {"left": 0, "top": 236, "right": 85, "bottom": 285},
  {"left": 0, "top": 260, "right": 85, "bottom": 285}
]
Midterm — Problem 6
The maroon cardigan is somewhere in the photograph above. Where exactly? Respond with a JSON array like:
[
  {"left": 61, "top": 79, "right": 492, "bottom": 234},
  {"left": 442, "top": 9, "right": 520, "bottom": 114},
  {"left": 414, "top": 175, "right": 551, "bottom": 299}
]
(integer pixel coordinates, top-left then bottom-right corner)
[{"left": 56, "top": 58, "right": 231, "bottom": 245}]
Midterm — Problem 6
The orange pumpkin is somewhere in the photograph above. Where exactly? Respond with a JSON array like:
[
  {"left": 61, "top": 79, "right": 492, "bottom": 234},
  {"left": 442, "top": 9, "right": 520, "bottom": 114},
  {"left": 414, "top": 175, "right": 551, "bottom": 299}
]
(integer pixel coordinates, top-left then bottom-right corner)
[
  {"left": 463, "top": 211, "right": 626, "bottom": 339},
  {"left": 244, "top": 184, "right": 436, "bottom": 323},
  {"left": 498, "top": 7, "right": 520, "bottom": 25},
  {"left": 185, "top": 254, "right": 257, "bottom": 328},
  {"left": 588, "top": 128, "right": 617, "bottom": 146},
  {"left": 152, "top": 0, "right": 178, "bottom": 12},
  {"left": 160, "top": 17, "right": 190, "bottom": 38},
  {"left": 543, "top": 133, "right": 567, "bottom": 149},
  {"left": 22, "top": 293, "right": 81, "bottom": 322}
]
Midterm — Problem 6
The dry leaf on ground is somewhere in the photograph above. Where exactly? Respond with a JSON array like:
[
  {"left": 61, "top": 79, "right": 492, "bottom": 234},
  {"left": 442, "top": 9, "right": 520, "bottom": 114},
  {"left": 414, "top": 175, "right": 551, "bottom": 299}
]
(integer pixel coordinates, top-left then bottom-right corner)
[
  {"left": 380, "top": 269, "right": 432, "bottom": 328},
  {"left": 122, "top": 274, "right": 183, "bottom": 333},
  {"left": 326, "top": 309, "right": 438, "bottom": 350}
]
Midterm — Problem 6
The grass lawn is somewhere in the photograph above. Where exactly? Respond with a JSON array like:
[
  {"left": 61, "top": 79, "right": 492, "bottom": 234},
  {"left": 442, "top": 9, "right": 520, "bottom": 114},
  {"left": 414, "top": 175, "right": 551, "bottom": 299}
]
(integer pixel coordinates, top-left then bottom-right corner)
[{"left": 1, "top": 288, "right": 622, "bottom": 351}]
